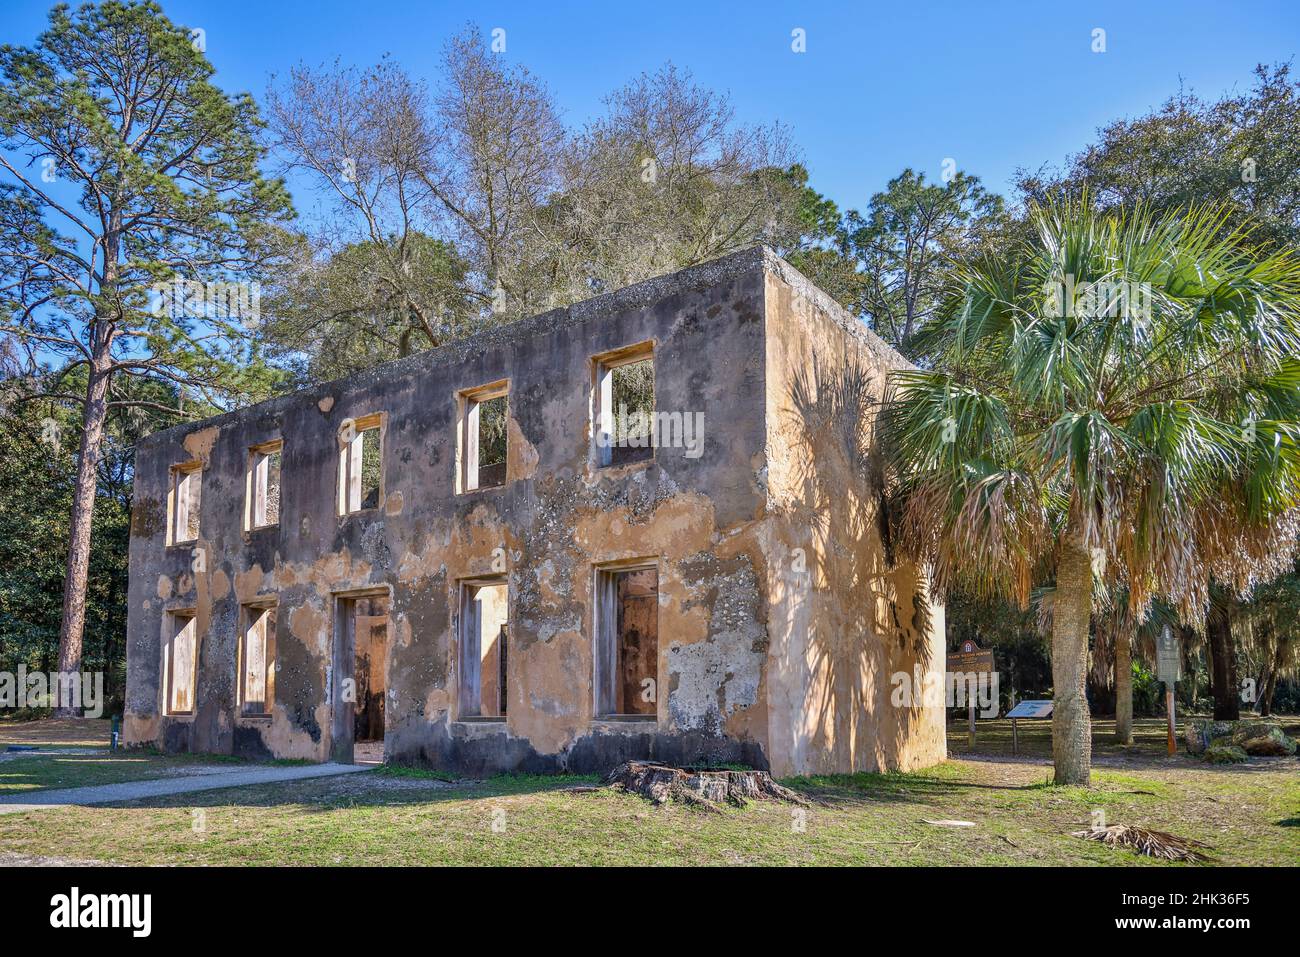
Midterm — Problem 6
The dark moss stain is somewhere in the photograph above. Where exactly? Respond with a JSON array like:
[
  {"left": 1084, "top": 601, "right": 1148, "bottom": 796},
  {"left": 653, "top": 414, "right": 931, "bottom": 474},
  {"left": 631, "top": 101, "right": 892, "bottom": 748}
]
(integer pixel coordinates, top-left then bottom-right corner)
[
  {"left": 387, "top": 718, "right": 767, "bottom": 776},
  {"left": 131, "top": 497, "right": 165, "bottom": 537},
  {"left": 233, "top": 724, "right": 274, "bottom": 760}
]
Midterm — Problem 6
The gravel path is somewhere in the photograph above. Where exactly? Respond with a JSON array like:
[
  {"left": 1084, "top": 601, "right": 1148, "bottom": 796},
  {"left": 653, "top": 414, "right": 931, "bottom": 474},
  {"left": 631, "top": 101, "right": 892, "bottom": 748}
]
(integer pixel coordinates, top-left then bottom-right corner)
[{"left": 0, "top": 762, "right": 371, "bottom": 815}]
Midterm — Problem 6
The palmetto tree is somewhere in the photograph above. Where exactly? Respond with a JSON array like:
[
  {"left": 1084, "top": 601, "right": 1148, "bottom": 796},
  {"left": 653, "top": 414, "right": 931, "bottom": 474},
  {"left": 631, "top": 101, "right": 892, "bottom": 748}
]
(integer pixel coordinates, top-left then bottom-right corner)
[{"left": 884, "top": 197, "right": 1300, "bottom": 784}]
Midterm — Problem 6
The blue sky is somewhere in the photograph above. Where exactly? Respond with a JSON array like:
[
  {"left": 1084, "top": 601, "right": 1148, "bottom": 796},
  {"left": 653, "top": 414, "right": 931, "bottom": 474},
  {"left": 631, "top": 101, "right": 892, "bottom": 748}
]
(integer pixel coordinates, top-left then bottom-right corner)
[{"left": 2, "top": 0, "right": 1297, "bottom": 217}]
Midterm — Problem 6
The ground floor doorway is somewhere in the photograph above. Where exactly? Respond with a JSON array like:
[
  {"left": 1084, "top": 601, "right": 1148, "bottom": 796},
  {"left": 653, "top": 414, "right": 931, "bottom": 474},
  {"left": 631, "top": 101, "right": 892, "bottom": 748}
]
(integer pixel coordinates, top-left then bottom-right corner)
[{"left": 331, "top": 590, "right": 390, "bottom": 765}]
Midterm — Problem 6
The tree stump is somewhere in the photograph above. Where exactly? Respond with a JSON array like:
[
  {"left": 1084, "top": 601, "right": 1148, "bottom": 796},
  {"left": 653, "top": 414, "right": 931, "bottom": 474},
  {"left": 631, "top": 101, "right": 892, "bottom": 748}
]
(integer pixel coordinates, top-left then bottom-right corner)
[{"left": 603, "top": 760, "right": 810, "bottom": 812}]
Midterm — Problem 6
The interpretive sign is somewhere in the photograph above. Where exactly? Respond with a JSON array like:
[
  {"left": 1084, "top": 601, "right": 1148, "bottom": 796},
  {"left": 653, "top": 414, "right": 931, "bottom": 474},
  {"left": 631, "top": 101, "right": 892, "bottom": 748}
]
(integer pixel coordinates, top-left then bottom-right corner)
[
  {"left": 947, "top": 640, "right": 994, "bottom": 746},
  {"left": 1006, "top": 700, "right": 1053, "bottom": 719},
  {"left": 1007, "top": 699, "right": 1052, "bottom": 754}
]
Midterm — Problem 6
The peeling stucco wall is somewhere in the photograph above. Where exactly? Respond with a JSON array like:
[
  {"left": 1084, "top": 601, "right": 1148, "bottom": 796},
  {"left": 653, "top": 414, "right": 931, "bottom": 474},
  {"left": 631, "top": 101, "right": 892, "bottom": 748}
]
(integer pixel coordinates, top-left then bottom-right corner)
[
  {"left": 127, "top": 250, "right": 773, "bottom": 773},
  {"left": 760, "top": 257, "right": 947, "bottom": 776},
  {"left": 124, "top": 246, "right": 946, "bottom": 777}
]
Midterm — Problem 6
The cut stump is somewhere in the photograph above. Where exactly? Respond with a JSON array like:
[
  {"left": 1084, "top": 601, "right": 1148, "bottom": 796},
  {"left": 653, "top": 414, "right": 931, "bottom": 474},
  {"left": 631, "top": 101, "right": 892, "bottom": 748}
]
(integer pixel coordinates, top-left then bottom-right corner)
[{"left": 603, "top": 760, "right": 810, "bottom": 812}]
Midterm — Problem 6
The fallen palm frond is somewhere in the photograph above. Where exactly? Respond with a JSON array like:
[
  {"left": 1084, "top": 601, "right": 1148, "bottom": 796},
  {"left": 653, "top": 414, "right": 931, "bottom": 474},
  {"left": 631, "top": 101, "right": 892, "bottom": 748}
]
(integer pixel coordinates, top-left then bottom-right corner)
[{"left": 1070, "top": 823, "right": 1213, "bottom": 862}]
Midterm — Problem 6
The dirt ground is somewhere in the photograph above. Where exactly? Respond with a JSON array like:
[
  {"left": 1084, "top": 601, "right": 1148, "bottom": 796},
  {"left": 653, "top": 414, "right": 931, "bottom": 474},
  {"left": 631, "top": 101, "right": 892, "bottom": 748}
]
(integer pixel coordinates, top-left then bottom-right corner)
[{"left": 0, "top": 717, "right": 111, "bottom": 749}]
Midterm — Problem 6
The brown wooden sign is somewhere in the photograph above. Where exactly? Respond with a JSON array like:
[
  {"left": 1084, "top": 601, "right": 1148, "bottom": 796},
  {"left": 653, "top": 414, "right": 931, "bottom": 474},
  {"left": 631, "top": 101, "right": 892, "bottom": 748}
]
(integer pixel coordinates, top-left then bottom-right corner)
[
  {"left": 947, "top": 639, "right": 994, "bottom": 748},
  {"left": 947, "top": 639, "right": 994, "bottom": 674}
]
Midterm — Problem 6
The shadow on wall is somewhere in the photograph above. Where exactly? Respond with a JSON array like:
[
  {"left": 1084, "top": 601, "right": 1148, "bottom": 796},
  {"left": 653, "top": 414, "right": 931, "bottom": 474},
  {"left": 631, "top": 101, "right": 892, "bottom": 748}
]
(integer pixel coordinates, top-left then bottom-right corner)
[{"left": 775, "top": 356, "right": 938, "bottom": 772}]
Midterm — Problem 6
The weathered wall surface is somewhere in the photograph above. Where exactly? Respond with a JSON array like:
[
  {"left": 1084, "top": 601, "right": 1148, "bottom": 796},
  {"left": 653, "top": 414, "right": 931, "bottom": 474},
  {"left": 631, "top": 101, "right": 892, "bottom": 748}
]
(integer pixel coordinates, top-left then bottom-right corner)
[
  {"left": 759, "top": 255, "right": 947, "bottom": 776},
  {"left": 126, "top": 250, "right": 775, "bottom": 773},
  {"left": 125, "top": 246, "right": 946, "bottom": 777}
]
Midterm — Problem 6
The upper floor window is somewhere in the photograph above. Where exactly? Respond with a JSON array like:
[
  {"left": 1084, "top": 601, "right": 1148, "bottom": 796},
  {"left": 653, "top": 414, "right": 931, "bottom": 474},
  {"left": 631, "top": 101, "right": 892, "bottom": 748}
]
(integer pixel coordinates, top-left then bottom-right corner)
[
  {"left": 245, "top": 440, "right": 282, "bottom": 531},
  {"left": 168, "top": 462, "right": 203, "bottom": 545},
  {"left": 592, "top": 342, "right": 655, "bottom": 468},
  {"left": 459, "top": 381, "right": 508, "bottom": 492},
  {"left": 338, "top": 414, "right": 383, "bottom": 515}
]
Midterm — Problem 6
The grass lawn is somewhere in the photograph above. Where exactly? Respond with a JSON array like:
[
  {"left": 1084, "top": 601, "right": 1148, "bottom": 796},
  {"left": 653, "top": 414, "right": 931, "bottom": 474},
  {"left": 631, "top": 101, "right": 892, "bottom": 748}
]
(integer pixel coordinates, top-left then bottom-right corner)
[
  {"left": 0, "top": 751, "right": 248, "bottom": 794},
  {"left": 0, "top": 718, "right": 294, "bottom": 793},
  {"left": 0, "top": 716, "right": 1294, "bottom": 866}
]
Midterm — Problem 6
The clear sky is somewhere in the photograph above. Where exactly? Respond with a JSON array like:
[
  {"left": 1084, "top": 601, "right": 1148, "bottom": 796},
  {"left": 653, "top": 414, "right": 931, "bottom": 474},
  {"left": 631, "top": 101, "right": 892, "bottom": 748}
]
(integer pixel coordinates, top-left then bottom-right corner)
[{"left": 2, "top": 0, "right": 1297, "bottom": 216}]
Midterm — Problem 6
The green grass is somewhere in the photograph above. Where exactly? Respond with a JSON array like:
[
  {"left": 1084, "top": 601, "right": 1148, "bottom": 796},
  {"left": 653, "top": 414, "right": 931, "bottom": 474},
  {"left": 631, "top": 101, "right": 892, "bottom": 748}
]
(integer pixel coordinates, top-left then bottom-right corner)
[
  {"left": 371, "top": 763, "right": 459, "bottom": 783},
  {"left": 0, "top": 716, "right": 111, "bottom": 749},
  {"left": 0, "top": 755, "right": 1293, "bottom": 866},
  {"left": 0, "top": 750, "right": 249, "bottom": 794},
  {"left": 0, "top": 716, "right": 1294, "bottom": 866}
]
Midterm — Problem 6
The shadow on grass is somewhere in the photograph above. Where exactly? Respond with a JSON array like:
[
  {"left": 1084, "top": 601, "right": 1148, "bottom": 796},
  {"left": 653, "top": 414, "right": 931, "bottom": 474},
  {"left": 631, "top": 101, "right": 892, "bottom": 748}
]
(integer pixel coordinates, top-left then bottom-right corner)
[
  {"left": 92, "top": 767, "right": 605, "bottom": 816},
  {"left": 94, "top": 764, "right": 998, "bottom": 819},
  {"left": 85, "top": 758, "right": 1073, "bottom": 818},
  {"left": 782, "top": 766, "right": 1050, "bottom": 809}
]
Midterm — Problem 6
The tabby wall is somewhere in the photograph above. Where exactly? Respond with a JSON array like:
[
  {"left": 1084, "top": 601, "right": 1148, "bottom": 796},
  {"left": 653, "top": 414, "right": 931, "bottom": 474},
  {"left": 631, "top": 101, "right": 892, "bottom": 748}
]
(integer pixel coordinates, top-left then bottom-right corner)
[
  {"left": 124, "top": 247, "right": 947, "bottom": 776},
  {"left": 759, "top": 257, "right": 947, "bottom": 776},
  {"left": 125, "top": 250, "right": 776, "bottom": 773}
]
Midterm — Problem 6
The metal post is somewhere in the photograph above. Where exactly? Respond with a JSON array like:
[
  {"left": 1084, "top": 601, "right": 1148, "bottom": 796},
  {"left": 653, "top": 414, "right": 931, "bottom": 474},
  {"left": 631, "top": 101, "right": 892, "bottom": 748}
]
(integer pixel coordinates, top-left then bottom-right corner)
[
  {"left": 1165, "top": 685, "right": 1176, "bottom": 756},
  {"left": 1011, "top": 718, "right": 1018, "bottom": 755},
  {"left": 968, "top": 702, "right": 976, "bottom": 748}
]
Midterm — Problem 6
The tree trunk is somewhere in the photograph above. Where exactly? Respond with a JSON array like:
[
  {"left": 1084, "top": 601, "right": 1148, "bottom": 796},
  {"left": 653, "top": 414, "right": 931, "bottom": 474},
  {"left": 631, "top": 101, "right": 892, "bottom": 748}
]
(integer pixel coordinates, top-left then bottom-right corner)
[
  {"left": 53, "top": 358, "right": 111, "bottom": 715},
  {"left": 1051, "top": 535, "right": 1093, "bottom": 786},
  {"left": 1206, "top": 598, "right": 1239, "bottom": 721},
  {"left": 1259, "top": 628, "right": 1287, "bottom": 718},
  {"left": 1258, "top": 668, "right": 1275, "bottom": 718},
  {"left": 1114, "top": 626, "right": 1133, "bottom": 744},
  {"left": 1181, "top": 625, "right": 1198, "bottom": 710}
]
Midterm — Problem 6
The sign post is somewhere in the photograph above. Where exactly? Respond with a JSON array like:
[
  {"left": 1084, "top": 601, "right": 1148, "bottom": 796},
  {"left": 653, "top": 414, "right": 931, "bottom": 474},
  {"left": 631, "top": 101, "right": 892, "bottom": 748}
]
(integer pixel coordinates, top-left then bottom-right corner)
[
  {"left": 1166, "top": 687, "right": 1176, "bottom": 755},
  {"left": 1156, "top": 625, "right": 1181, "bottom": 756},
  {"left": 1006, "top": 699, "right": 1053, "bottom": 755},
  {"left": 947, "top": 639, "right": 994, "bottom": 748}
]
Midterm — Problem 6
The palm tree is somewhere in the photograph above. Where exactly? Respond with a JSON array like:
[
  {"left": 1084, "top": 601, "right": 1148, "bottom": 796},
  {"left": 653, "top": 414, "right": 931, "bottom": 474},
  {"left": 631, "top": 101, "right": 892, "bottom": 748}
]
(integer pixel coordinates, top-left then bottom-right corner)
[
  {"left": 1097, "top": 592, "right": 1178, "bottom": 744},
  {"left": 1034, "top": 586, "right": 1173, "bottom": 747},
  {"left": 884, "top": 197, "right": 1300, "bottom": 785}
]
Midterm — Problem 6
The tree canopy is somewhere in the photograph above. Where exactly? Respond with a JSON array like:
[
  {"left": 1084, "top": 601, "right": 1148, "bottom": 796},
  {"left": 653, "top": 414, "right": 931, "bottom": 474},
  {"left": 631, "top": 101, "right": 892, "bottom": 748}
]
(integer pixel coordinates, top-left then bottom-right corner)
[
  {"left": 0, "top": 0, "right": 293, "bottom": 682},
  {"left": 884, "top": 196, "right": 1300, "bottom": 781}
]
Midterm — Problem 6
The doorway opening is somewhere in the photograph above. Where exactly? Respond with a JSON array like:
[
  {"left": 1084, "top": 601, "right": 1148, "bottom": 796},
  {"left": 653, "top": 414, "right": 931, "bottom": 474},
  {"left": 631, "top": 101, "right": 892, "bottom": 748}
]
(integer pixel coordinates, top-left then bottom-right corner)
[
  {"left": 458, "top": 578, "right": 509, "bottom": 719},
  {"left": 332, "top": 590, "right": 390, "bottom": 764},
  {"left": 594, "top": 563, "right": 659, "bottom": 718}
]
